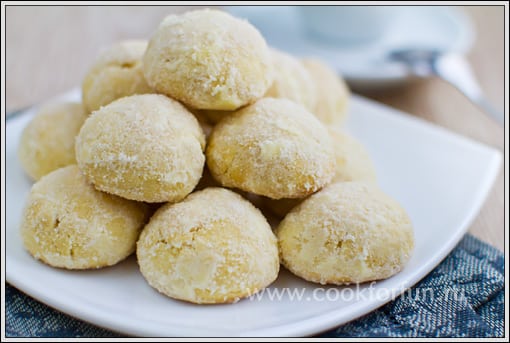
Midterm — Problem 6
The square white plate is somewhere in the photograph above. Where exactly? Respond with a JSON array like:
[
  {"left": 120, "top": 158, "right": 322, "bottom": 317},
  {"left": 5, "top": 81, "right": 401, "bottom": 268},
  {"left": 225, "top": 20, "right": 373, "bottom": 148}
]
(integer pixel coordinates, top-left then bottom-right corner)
[{"left": 6, "top": 89, "right": 501, "bottom": 337}]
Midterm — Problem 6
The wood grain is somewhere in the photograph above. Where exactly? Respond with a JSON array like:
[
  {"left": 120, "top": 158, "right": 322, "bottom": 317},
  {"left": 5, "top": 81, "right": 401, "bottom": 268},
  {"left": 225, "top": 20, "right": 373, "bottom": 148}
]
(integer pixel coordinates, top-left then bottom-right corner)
[{"left": 6, "top": 6, "right": 504, "bottom": 250}]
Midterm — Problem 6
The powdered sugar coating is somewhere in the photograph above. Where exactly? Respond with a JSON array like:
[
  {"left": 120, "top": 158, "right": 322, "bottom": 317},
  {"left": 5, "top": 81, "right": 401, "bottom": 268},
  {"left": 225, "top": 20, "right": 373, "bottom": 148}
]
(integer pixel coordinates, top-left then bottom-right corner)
[
  {"left": 18, "top": 102, "right": 88, "bottom": 181},
  {"left": 265, "top": 49, "right": 316, "bottom": 112},
  {"left": 137, "top": 187, "right": 279, "bottom": 304},
  {"left": 143, "top": 9, "right": 273, "bottom": 110},
  {"left": 301, "top": 58, "right": 350, "bottom": 126},
  {"left": 266, "top": 128, "right": 378, "bottom": 218},
  {"left": 82, "top": 40, "right": 153, "bottom": 113},
  {"left": 76, "top": 94, "right": 205, "bottom": 203},
  {"left": 20, "top": 165, "right": 150, "bottom": 269},
  {"left": 329, "top": 128, "right": 377, "bottom": 183},
  {"left": 206, "top": 98, "right": 336, "bottom": 199},
  {"left": 277, "top": 182, "right": 414, "bottom": 285}
]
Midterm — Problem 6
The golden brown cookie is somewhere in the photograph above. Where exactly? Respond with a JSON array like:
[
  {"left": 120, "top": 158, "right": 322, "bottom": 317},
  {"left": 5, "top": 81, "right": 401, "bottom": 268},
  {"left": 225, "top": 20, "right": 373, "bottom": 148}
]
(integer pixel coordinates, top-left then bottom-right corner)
[
  {"left": 329, "top": 128, "right": 377, "bottom": 183},
  {"left": 276, "top": 182, "right": 414, "bottom": 285},
  {"left": 76, "top": 94, "right": 205, "bottom": 203},
  {"left": 266, "top": 128, "right": 377, "bottom": 217},
  {"left": 18, "top": 102, "right": 87, "bottom": 181},
  {"left": 82, "top": 40, "right": 152, "bottom": 112},
  {"left": 265, "top": 49, "right": 316, "bottom": 111},
  {"left": 137, "top": 187, "right": 279, "bottom": 304},
  {"left": 143, "top": 9, "right": 273, "bottom": 111},
  {"left": 206, "top": 97, "right": 336, "bottom": 199},
  {"left": 301, "top": 58, "right": 350, "bottom": 126},
  {"left": 20, "top": 165, "right": 150, "bottom": 269}
]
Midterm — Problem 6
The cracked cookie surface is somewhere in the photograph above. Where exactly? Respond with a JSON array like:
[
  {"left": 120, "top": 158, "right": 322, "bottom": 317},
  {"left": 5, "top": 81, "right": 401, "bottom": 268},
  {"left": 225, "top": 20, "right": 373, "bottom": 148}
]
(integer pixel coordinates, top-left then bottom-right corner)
[
  {"left": 265, "top": 49, "right": 316, "bottom": 112},
  {"left": 20, "top": 165, "right": 150, "bottom": 269},
  {"left": 143, "top": 9, "right": 273, "bottom": 111},
  {"left": 82, "top": 40, "right": 153, "bottom": 113},
  {"left": 276, "top": 182, "right": 414, "bottom": 285},
  {"left": 137, "top": 187, "right": 279, "bottom": 304},
  {"left": 76, "top": 94, "right": 206, "bottom": 203},
  {"left": 206, "top": 97, "right": 336, "bottom": 199},
  {"left": 18, "top": 102, "right": 87, "bottom": 181},
  {"left": 301, "top": 58, "right": 350, "bottom": 126}
]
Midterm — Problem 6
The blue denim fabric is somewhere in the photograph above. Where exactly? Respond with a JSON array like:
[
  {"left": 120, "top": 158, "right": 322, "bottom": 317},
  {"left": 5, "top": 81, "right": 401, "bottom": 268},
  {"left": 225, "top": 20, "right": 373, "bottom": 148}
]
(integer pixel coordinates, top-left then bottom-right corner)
[{"left": 6, "top": 234, "right": 504, "bottom": 338}]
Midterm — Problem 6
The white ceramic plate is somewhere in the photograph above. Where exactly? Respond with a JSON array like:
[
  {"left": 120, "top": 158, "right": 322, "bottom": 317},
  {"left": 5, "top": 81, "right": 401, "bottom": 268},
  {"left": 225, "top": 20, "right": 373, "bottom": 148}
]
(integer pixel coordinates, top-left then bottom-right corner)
[
  {"left": 6, "top": 89, "right": 500, "bottom": 337},
  {"left": 226, "top": 6, "right": 473, "bottom": 90}
]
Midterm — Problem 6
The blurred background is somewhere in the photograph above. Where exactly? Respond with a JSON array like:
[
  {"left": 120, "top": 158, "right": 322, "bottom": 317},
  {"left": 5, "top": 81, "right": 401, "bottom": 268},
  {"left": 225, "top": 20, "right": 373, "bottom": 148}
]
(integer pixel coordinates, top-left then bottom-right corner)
[{"left": 5, "top": 6, "right": 504, "bottom": 249}]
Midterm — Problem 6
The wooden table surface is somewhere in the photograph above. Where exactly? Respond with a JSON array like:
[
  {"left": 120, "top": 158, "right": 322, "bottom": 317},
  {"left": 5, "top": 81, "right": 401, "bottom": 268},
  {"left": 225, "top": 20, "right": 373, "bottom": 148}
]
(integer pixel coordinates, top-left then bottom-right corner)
[{"left": 6, "top": 6, "right": 505, "bottom": 250}]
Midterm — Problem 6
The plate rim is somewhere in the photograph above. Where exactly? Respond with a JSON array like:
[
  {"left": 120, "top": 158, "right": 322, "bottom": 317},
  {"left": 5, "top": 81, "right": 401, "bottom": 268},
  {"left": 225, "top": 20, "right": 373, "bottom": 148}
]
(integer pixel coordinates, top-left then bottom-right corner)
[{"left": 6, "top": 91, "right": 502, "bottom": 337}]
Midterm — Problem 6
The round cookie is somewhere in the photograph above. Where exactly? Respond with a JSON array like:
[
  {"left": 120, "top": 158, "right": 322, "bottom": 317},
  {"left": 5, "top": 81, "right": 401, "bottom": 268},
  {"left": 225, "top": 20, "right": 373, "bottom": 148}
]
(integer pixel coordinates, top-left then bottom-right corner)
[
  {"left": 329, "top": 128, "right": 376, "bottom": 183},
  {"left": 20, "top": 165, "right": 150, "bottom": 269},
  {"left": 137, "top": 187, "right": 279, "bottom": 304},
  {"left": 206, "top": 97, "right": 336, "bottom": 199},
  {"left": 266, "top": 128, "right": 377, "bottom": 218},
  {"left": 265, "top": 49, "right": 316, "bottom": 111},
  {"left": 76, "top": 94, "right": 205, "bottom": 203},
  {"left": 301, "top": 58, "right": 350, "bottom": 126},
  {"left": 199, "top": 50, "right": 323, "bottom": 124},
  {"left": 82, "top": 40, "right": 153, "bottom": 113},
  {"left": 276, "top": 182, "right": 414, "bottom": 285},
  {"left": 18, "top": 102, "right": 87, "bottom": 181},
  {"left": 143, "top": 9, "right": 273, "bottom": 111}
]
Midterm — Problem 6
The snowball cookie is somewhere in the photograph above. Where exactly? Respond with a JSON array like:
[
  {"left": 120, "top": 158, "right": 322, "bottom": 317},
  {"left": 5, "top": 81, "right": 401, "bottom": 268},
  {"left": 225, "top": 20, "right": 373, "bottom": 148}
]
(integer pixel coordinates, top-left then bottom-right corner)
[
  {"left": 265, "top": 49, "right": 316, "bottom": 112},
  {"left": 18, "top": 102, "right": 87, "bottom": 181},
  {"left": 20, "top": 165, "right": 150, "bottom": 269},
  {"left": 143, "top": 9, "right": 273, "bottom": 111},
  {"left": 302, "top": 58, "right": 350, "bottom": 126},
  {"left": 277, "top": 182, "right": 414, "bottom": 285},
  {"left": 137, "top": 187, "right": 279, "bottom": 304},
  {"left": 266, "top": 128, "right": 377, "bottom": 218},
  {"left": 82, "top": 40, "right": 153, "bottom": 113},
  {"left": 329, "top": 128, "right": 377, "bottom": 183},
  {"left": 206, "top": 98, "right": 336, "bottom": 199},
  {"left": 76, "top": 94, "right": 205, "bottom": 203}
]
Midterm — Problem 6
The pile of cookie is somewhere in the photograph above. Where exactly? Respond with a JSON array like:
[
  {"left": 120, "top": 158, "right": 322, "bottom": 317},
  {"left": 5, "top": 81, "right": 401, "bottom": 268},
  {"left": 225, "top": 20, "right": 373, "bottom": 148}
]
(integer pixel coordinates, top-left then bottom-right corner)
[{"left": 18, "top": 9, "right": 414, "bottom": 304}]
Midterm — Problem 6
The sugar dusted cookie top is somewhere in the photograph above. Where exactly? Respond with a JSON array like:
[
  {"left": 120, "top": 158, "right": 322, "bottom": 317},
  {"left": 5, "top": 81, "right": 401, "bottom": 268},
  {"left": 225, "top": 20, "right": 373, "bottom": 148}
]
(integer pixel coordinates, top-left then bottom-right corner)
[
  {"left": 329, "top": 128, "right": 376, "bottom": 183},
  {"left": 265, "top": 49, "right": 316, "bottom": 112},
  {"left": 18, "top": 102, "right": 87, "bottom": 181},
  {"left": 206, "top": 97, "right": 336, "bottom": 199},
  {"left": 143, "top": 9, "right": 273, "bottom": 111},
  {"left": 82, "top": 40, "right": 152, "bottom": 112},
  {"left": 301, "top": 58, "right": 350, "bottom": 126},
  {"left": 137, "top": 187, "right": 279, "bottom": 304},
  {"left": 277, "top": 182, "right": 414, "bottom": 285},
  {"left": 76, "top": 94, "right": 205, "bottom": 203},
  {"left": 21, "top": 165, "right": 150, "bottom": 269}
]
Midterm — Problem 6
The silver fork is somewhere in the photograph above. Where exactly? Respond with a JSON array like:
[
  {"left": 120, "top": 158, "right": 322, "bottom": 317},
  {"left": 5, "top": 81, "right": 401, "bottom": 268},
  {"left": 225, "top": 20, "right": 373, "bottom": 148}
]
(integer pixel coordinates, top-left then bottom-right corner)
[{"left": 388, "top": 48, "right": 504, "bottom": 124}]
